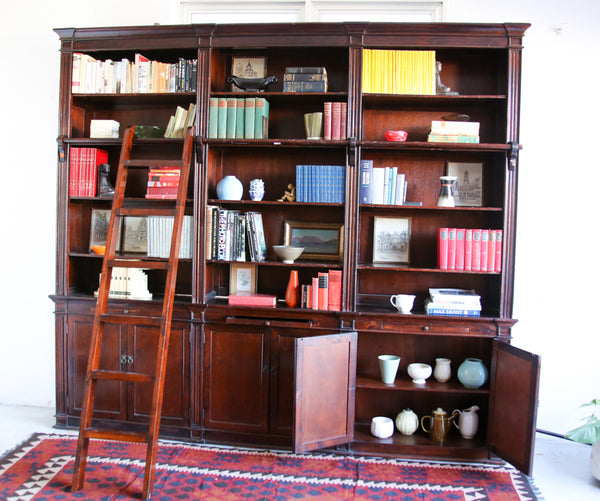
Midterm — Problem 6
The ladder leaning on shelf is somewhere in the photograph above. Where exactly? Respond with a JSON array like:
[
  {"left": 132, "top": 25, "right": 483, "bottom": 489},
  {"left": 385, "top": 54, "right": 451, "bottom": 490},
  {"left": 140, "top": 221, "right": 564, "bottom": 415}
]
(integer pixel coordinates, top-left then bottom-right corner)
[{"left": 71, "top": 125, "right": 194, "bottom": 500}]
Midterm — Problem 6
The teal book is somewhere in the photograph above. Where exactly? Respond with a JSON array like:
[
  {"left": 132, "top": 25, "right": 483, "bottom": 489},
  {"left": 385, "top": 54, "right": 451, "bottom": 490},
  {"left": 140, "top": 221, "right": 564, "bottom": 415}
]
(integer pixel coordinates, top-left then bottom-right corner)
[
  {"left": 217, "top": 98, "right": 227, "bottom": 138},
  {"left": 254, "top": 98, "right": 269, "bottom": 139},
  {"left": 226, "top": 98, "right": 237, "bottom": 138},
  {"left": 208, "top": 97, "right": 218, "bottom": 138},
  {"left": 244, "top": 98, "right": 256, "bottom": 139},
  {"left": 235, "top": 98, "right": 245, "bottom": 138}
]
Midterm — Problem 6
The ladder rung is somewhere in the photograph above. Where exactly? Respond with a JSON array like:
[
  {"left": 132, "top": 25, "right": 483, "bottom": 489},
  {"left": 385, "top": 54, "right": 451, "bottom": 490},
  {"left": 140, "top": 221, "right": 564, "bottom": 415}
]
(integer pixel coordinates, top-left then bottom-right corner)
[
  {"left": 83, "top": 428, "right": 149, "bottom": 444},
  {"left": 107, "top": 259, "right": 169, "bottom": 270},
  {"left": 91, "top": 369, "right": 154, "bottom": 384},
  {"left": 115, "top": 207, "right": 178, "bottom": 218},
  {"left": 123, "top": 159, "right": 183, "bottom": 168},
  {"left": 99, "top": 313, "right": 162, "bottom": 325}
]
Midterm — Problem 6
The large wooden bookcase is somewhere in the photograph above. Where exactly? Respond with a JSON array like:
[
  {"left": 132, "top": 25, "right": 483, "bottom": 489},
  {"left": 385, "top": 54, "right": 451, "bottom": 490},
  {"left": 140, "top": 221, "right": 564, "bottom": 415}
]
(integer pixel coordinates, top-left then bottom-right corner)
[{"left": 52, "top": 22, "right": 539, "bottom": 474}]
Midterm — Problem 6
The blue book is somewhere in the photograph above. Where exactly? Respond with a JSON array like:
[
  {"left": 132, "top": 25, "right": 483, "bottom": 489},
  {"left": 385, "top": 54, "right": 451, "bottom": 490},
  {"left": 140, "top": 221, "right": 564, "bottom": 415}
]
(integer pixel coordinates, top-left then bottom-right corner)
[
  {"left": 359, "top": 160, "right": 373, "bottom": 204},
  {"left": 296, "top": 165, "right": 304, "bottom": 202}
]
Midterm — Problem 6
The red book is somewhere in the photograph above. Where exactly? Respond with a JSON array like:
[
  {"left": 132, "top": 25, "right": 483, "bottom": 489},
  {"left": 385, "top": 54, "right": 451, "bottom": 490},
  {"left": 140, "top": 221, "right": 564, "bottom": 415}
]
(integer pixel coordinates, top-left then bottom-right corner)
[
  {"left": 331, "top": 102, "right": 341, "bottom": 140},
  {"left": 447, "top": 228, "right": 456, "bottom": 270},
  {"left": 495, "top": 230, "right": 503, "bottom": 272},
  {"left": 471, "top": 229, "right": 481, "bottom": 271},
  {"left": 464, "top": 229, "right": 473, "bottom": 271},
  {"left": 312, "top": 277, "right": 319, "bottom": 309},
  {"left": 228, "top": 292, "right": 277, "bottom": 307},
  {"left": 69, "top": 147, "right": 81, "bottom": 196},
  {"left": 317, "top": 272, "right": 329, "bottom": 310},
  {"left": 340, "top": 102, "right": 347, "bottom": 140},
  {"left": 480, "top": 229, "right": 489, "bottom": 272},
  {"left": 455, "top": 228, "right": 465, "bottom": 271},
  {"left": 323, "top": 102, "right": 332, "bottom": 140},
  {"left": 327, "top": 270, "right": 342, "bottom": 311},
  {"left": 88, "top": 148, "right": 108, "bottom": 197},
  {"left": 437, "top": 228, "right": 448, "bottom": 270},
  {"left": 487, "top": 230, "right": 496, "bottom": 272}
]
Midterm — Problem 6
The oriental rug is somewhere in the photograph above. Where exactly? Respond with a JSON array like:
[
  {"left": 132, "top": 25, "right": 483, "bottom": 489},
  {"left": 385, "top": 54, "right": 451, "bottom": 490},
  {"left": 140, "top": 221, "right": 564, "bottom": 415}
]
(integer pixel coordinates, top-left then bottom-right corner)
[{"left": 0, "top": 433, "right": 542, "bottom": 500}]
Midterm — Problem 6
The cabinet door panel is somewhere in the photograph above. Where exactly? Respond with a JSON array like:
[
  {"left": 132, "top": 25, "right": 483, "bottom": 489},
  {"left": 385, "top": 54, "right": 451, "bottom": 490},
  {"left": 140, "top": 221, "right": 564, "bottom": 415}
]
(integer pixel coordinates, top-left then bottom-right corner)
[
  {"left": 488, "top": 341, "right": 540, "bottom": 475},
  {"left": 203, "top": 324, "right": 269, "bottom": 433},
  {"left": 68, "top": 317, "right": 126, "bottom": 420},
  {"left": 294, "top": 331, "right": 357, "bottom": 453},
  {"left": 129, "top": 322, "right": 190, "bottom": 426}
]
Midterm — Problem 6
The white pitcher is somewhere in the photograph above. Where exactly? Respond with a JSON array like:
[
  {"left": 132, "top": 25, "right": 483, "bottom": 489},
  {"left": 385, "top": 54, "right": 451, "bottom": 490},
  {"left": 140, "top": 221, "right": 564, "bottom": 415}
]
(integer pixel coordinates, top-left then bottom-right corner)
[{"left": 453, "top": 405, "right": 480, "bottom": 439}]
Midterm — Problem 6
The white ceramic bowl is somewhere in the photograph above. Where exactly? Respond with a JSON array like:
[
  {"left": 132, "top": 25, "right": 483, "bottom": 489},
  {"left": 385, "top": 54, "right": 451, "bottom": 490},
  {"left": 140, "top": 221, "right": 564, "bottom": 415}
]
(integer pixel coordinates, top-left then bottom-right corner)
[
  {"left": 407, "top": 363, "right": 432, "bottom": 384},
  {"left": 273, "top": 245, "right": 304, "bottom": 263},
  {"left": 370, "top": 416, "right": 394, "bottom": 439}
]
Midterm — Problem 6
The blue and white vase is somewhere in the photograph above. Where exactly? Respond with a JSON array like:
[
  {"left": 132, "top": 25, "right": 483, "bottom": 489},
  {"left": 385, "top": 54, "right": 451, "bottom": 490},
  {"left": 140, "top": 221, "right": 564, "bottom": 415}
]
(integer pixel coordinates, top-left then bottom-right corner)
[
  {"left": 249, "top": 178, "right": 265, "bottom": 201},
  {"left": 216, "top": 175, "right": 243, "bottom": 200},
  {"left": 457, "top": 358, "right": 488, "bottom": 389}
]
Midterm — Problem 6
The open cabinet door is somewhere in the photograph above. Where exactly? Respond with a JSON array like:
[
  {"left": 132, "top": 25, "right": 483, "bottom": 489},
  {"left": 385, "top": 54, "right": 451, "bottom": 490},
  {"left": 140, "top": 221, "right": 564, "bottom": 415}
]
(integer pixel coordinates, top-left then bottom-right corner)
[
  {"left": 294, "top": 331, "right": 357, "bottom": 453},
  {"left": 488, "top": 340, "right": 540, "bottom": 475}
]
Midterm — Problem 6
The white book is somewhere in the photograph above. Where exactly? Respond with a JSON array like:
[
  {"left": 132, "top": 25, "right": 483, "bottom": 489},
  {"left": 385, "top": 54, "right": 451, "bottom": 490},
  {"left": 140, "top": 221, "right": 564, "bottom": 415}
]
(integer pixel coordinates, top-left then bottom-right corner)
[{"left": 371, "top": 167, "right": 385, "bottom": 205}]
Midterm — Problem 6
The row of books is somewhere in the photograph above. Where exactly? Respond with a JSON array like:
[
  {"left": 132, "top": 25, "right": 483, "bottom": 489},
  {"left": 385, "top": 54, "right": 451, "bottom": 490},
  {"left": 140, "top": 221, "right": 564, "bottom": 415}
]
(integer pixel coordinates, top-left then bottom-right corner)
[
  {"left": 94, "top": 268, "right": 152, "bottom": 300},
  {"left": 359, "top": 160, "right": 407, "bottom": 205},
  {"left": 438, "top": 228, "right": 503, "bottom": 272},
  {"left": 208, "top": 97, "right": 269, "bottom": 139},
  {"left": 147, "top": 216, "right": 194, "bottom": 259},
  {"left": 428, "top": 120, "right": 480, "bottom": 144},
  {"left": 362, "top": 49, "right": 436, "bottom": 95},
  {"left": 69, "top": 147, "right": 108, "bottom": 197},
  {"left": 206, "top": 207, "right": 267, "bottom": 262},
  {"left": 295, "top": 165, "right": 345, "bottom": 203},
  {"left": 72, "top": 52, "right": 198, "bottom": 94},
  {"left": 165, "top": 103, "right": 196, "bottom": 138},
  {"left": 146, "top": 166, "right": 181, "bottom": 200},
  {"left": 323, "top": 101, "right": 347, "bottom": 140},
  {"left": 283, "top": 66, "right": 328, "bottom": 93},
  {"left": 227, "top": 269, "right": 342, "bottom": 311},
  {"left": 425, "top": 288, "right": 481, "bottom": 317}
]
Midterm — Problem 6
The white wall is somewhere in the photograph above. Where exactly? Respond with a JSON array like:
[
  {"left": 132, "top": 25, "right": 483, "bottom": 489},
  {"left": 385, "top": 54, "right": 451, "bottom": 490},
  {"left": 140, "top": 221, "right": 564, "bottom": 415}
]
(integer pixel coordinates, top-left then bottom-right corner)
[{"left": 1, "top": 0, "right": 598, "bottom": 435}]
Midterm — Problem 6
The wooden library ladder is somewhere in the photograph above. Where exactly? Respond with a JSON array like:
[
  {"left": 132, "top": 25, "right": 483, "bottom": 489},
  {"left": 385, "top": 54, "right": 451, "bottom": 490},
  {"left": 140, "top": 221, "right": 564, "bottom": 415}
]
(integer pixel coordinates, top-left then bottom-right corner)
[{"left": 71, "top": 126, "right": 194, "bottom": 500}]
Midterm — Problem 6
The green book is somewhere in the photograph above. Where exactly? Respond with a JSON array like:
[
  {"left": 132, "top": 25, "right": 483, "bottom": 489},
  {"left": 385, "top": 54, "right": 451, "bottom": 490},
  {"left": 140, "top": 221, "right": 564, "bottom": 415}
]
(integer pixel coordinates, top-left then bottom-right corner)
[
  {"left": 226, "top": 98, "right": 237, "bottom": 138},
  {"left": 244, "top": 98, "right": 256, "bottom": 139},
  {"left": 254, "top": 98, "right": 269, "bottom": 139},
  {"left": 217, "top": 98, "right": 227, "bottom": 138},
  {"left": 208, "top": 98, "right": 218, "bottom": 138},
  {"left": 235, "top": 98, "right": 245, "bottom": 138}
]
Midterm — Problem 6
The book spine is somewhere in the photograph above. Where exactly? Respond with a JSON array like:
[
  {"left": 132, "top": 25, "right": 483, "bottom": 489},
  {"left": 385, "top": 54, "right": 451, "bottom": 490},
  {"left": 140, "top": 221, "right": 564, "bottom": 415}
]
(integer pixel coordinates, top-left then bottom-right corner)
[
  {"left": 340, "top": 102, "right": 347, "bottom": 140},
  {"left": 283, "top": 73, "right": 327, "bottom": 81},
  {"left": 235, "top": 98, "right": 245, "bottom": 138},
  {"left": 427, "top": 308, "right": 481, "bottom": 317},
  {"left": 371, "top": 167, "right": 385, "bottom": 205},
  {"left": 455, "top": 228, "right": 465, "bottom": 271},
  {"left": 487, "top": 229, "right": 496, "bottom": 272},
  {"left": 447, "top": 228, "right": 456, "bottom": 271},
  {"left": 226, "top": 98, "right": 237, "bottom": 138},
  {"left": 464, "top": 229, "right": 473, "bottom": 271},
  {"left": 480, "top": 229, "right": 489, "bottom": 272},
  {"left": 495, "top": 230, "right": 503, "bottom": 272},
  {"left": 438, "top": 228, "right": 448, "bottom": 270},
  {"left": 283, "top": 81, "right": 328, "bottom": 92},
  {"left": 323, "top": 102, "right": 332, "bottom": 140},
  {"left": 327, "top": 270, "right": 342, "bottom": 311},
  {"left": 471, "top": 229, "right": 481, "bottom": 271},
  {"left": 285, "top": 67, "right": 327, "bottom": 74},
  {"left": 311, "top": 277, "right": 319, "bottom": 310},
  {"left": 331, "top": 102, "right": 341, "bottom": 140},
  {"left": 217, "top": 98, "right": 227, "bottom": 138},
  {"left": 317, "top": 272, "right": 329, "bottom": 310},
  {"left": 208, "top": 98, "right": 218, "bottom": 138},
  {"left": 244, "top": 98, "right": 256, "bottom": 139}
]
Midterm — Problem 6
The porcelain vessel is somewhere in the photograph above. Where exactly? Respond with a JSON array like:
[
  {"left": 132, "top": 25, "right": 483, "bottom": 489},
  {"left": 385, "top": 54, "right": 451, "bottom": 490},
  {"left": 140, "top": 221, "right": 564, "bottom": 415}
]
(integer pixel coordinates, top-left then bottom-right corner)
[
  {"left": 407, "top": 363, "right": 432, "bottom": 384},
  {"left": 371, "top": 416, "right": 394, "bottom": 439},
  {"left": 216, "top": 175, "right": 243, "bottom": 200},
  {"left": 378, "top": 355, "right": 401, "bottom": 385},
  {"left": 420, "top": 407, "right": 459, "bottom": 445},
  {"left": 433, "top": 358, "right": 451, "bottom": 383},
  {"left": 457, "top": 358, "right": 488, "bottom": 389},
  {"left": 453, "top": 405, "right": 480, "bottom": 439},
  {"left": 395, "top": 409, "right": 419, "bottom": 435}
]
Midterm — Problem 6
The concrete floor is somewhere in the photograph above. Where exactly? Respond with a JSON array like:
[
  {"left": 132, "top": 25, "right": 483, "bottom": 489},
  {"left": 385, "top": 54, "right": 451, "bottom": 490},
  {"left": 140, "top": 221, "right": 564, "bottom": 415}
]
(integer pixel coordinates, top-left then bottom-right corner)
[{"left": 1, "top": 404, "right": 598, "bottom": 500}]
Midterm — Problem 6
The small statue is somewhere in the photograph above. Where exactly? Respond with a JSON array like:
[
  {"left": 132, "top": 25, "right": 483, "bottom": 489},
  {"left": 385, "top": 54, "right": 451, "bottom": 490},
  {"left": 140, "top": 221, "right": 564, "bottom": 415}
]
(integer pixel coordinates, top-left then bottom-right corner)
[
  {"left": 435, "top": 61, "right": 459, "bottom": 96},
  {"left": 97, "top": 163, "right": 115, "bottom": 197},
  {"left": 278, "top": 184, "right": 295, "bottom": 202}
]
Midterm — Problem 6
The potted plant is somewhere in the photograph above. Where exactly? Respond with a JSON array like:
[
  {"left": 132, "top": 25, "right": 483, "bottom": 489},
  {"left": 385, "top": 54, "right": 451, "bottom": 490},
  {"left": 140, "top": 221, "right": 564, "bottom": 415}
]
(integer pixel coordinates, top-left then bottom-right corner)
[{"left": 566, "top": 398, "right": 600, "bottom": 481}]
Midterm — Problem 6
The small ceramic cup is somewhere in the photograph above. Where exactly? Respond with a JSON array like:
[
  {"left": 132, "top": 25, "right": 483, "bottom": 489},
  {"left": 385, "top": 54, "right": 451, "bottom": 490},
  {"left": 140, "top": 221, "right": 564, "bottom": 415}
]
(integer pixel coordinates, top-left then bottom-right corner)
[
  {"left": 390, "top": 294, "right": 416, "bottom": 314},
  {"left": 371, "top": 416, "right": 394, "bottom": 439}
]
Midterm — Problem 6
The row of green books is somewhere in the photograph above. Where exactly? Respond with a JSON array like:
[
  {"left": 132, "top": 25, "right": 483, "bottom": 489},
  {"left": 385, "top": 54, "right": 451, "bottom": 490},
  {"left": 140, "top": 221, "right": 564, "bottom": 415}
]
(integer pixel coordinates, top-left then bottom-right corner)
[{"left": 208, "top": 97, "right": 269, "bottom": 139}]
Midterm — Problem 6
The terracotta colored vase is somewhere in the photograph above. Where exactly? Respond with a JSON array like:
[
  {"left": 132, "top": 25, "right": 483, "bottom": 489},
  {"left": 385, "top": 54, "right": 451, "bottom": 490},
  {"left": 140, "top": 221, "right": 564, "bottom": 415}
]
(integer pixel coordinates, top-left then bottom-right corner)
[{"left": 285, "top": 270, "right": 300, "bottom": 307}]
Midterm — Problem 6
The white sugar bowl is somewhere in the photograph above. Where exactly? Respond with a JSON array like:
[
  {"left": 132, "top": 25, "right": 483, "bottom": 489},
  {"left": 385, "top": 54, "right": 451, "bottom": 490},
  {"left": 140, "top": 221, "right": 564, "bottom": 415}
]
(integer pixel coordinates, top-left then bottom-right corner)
[
  {"left": 407, "top": 363, "right": 432, "bottom": 384},
  {"left": 370, "top": 416, "right": 394, "bottom": 439}
]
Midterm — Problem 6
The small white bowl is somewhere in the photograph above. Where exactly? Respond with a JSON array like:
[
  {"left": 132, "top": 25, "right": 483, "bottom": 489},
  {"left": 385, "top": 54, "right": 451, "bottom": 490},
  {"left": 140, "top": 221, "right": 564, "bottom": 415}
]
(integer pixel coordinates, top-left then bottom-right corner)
[
  {"left": 273, "top": 245, "right": 304, "bottom": 263},
  {"left": 407, "top": 363, "right": 432, "bottom": 384},
  {"left": 370, "top": 416, "right": 394, "bottom": 439}
]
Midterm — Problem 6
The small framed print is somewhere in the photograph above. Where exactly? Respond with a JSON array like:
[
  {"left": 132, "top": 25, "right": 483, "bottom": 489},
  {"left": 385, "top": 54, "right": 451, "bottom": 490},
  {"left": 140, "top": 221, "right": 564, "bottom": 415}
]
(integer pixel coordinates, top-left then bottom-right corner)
[
  {"left": 446, "top": 161, "right": 483, "bottom": 207},
  {"left": 229, "top": 263, "right": 257, "bottom": 295},
  {"left": 372, "top": 216, "right": 411, "bottom": 264},
  {"left": 89, "top": 209, "right": 121, "bottom": 251},
  {"left": 231, "top": 56, "right": 267, "bottom": 92},
  {"left": 284, "top": 221, "right": 344, "bottom": 261},
  {"left": 122, "top": 216, "right": 148, "bottom": 254}
]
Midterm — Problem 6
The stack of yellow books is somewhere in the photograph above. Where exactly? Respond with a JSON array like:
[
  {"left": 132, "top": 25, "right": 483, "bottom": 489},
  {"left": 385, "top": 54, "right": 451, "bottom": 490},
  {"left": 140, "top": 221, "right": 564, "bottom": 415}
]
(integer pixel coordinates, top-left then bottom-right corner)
[{"left": 362, "top": 49, "right": 436, "bottom": 95}]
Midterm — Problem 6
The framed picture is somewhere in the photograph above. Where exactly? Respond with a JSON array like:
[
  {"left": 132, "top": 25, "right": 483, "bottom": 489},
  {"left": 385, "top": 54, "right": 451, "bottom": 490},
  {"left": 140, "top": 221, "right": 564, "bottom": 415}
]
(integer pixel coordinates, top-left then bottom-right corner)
[
  {"left": 231, "top": 56, "right": 267, "bottom": 92},
  {"left": 446, "top": 161, "right": 483, "bottom": 207},
  {"left": 122, "top": 217, "right": 148, "bottom": 254},
  {"left": 229, "top": 263, "right": 258, "bottom": 295},
  {"left": 372, "top": 216, "right": 411, "bottom": 264},
  {"left": 284, "top": 221, "right": 344, "bottom": 261},
  {"left": 89, "top": 209, "right": 121, "bottom": 251}
]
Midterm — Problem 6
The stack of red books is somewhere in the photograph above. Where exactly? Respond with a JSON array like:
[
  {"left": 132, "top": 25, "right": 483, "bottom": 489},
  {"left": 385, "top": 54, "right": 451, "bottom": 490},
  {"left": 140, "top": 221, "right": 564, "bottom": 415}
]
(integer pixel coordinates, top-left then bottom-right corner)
[
  {"left": 69, "top": 147, "right": 108, "bottom": 197},
  {"left": 145, "top": 166, "right": 180, "bottom": 199}
]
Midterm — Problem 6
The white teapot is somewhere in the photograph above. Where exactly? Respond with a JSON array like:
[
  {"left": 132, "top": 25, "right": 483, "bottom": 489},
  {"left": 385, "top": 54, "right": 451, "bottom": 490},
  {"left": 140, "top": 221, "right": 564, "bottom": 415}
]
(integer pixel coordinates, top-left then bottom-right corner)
[{"left": 453, "top": 405, "right": 480, "bottom": 439}]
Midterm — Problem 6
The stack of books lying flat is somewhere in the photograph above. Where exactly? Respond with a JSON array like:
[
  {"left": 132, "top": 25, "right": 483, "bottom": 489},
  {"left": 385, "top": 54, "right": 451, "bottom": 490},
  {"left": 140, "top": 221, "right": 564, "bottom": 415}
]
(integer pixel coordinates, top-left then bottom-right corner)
[
  {"left": 283, "top": 67, "right": 328, "bottom": 93},
  {"left": 427, "top": 120, "right": 480, "bottom": 143},
  {"left": 425, "top": 288, "right": 481, "bottom": 317}
]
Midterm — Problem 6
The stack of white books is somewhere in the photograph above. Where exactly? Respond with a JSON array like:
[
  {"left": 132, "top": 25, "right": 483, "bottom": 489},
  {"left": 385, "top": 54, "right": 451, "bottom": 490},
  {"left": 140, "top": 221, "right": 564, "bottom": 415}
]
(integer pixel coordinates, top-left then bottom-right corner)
[
  {"left": 90, "top": 119, "right": 120, "bottom": 138},
  {"left": 425, "top": 288, "right": 481, "bottom": 317}
]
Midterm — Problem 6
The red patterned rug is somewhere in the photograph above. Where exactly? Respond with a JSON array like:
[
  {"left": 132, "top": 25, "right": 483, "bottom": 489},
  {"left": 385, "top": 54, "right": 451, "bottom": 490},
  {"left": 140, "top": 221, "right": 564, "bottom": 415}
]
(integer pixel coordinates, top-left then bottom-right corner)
[{"left": 0, "top": 433, "right": 541, "bottom": 500}]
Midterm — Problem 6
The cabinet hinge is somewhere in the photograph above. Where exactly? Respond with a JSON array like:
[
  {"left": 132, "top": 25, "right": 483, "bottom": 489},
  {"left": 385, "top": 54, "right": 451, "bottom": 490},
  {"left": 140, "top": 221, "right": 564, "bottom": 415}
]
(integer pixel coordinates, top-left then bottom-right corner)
[{"left": 508, "top": 141, "right": 519, "bottom": 171}]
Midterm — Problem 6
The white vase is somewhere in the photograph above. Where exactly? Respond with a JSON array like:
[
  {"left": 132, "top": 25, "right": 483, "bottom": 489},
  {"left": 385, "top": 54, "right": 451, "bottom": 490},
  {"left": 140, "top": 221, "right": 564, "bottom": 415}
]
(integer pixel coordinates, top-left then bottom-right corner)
[
  {"left": 216, "top": 175, "right": 243, "bottom": 200},
  {"left": 591, "top": 440, "right": 600, "bottom": 481},
  {"left": 433, "top": 358, "right": 451, "bottom": 383}
]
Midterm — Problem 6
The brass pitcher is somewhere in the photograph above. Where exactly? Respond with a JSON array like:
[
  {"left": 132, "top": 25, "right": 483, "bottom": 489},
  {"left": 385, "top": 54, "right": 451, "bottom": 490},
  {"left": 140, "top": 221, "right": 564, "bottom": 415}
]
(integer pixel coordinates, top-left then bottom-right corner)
[{"left": 420, "top": 407, "right": 459, "bottom": 445}]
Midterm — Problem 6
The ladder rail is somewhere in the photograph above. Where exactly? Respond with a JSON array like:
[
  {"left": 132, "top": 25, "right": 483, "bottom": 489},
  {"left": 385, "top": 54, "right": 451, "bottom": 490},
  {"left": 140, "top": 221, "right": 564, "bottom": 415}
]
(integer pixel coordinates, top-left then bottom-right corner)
[{"left": 72, "top": 125, "right": 195, "bottom": 500}]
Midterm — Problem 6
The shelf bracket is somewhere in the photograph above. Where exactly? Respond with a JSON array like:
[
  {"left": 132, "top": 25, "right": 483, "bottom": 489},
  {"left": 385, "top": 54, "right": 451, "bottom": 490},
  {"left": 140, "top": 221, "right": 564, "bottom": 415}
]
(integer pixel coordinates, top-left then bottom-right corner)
[
  {"left": 508, "top": 141, "right": 519, "bottom": 171},
  {"left": 57, "top": 136, "right": 67, "bottom": 163}
]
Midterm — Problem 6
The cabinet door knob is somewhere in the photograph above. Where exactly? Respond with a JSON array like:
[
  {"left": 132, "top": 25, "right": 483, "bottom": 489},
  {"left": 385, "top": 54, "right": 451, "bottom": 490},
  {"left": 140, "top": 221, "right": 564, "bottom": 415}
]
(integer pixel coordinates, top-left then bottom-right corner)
[
  {"left": 120, "top": 355, "right": 128, "bottom": 364},
  {"left": 264, "top": 320, "right": 271, "bottom": 326},
  {"left": 422, "top": 326, "right": 429, "bottom": 331}
]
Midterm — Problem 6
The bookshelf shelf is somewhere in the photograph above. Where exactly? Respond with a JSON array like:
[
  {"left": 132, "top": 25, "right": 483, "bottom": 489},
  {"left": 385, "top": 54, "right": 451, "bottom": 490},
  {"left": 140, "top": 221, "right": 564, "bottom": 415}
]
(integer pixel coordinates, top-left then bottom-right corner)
[{"left": 53, "top": 22, "right": 539, "bottom": 474}]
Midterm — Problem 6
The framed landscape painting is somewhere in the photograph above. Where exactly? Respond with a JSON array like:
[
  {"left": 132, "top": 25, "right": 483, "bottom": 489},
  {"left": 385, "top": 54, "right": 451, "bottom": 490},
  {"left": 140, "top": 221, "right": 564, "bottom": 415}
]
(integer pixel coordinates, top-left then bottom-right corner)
[{"left": 284, "top": 221, "right": 344, "bottom": 261}]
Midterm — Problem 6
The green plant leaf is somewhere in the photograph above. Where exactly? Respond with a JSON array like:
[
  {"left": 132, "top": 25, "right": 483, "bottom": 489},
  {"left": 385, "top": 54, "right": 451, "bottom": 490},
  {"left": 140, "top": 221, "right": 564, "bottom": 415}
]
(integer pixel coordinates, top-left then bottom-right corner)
[{"left": 566, "top": 416, "right": 600, "bottom": 444}]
